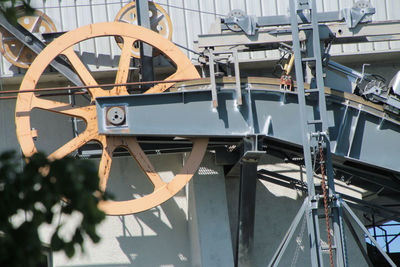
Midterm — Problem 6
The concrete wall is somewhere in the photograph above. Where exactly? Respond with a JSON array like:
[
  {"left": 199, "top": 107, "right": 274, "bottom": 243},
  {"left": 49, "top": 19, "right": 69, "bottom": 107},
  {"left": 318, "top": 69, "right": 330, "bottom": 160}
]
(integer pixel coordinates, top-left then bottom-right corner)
[{"left": 41, "top": 153, "right": 369, "bottom": 267}]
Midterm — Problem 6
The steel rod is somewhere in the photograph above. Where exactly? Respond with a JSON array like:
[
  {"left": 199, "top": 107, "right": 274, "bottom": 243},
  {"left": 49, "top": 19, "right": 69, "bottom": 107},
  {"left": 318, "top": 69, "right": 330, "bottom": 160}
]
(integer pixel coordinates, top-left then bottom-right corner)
[{"left": 0, "top": 78, "right": 202, "bottom": 95}]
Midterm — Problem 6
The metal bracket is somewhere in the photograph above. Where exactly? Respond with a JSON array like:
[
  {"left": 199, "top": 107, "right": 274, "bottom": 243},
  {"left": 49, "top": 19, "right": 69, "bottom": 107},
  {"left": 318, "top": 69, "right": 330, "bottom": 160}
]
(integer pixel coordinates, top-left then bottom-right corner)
[
  {"left": 204, "top": 48, "right": 242, "bottom": 108},
  {"left": 222, "top": 9, "right": 257, "bottom": 36},
  {"left": 341, "top": 1, "right": 375, "bottom": 29}
]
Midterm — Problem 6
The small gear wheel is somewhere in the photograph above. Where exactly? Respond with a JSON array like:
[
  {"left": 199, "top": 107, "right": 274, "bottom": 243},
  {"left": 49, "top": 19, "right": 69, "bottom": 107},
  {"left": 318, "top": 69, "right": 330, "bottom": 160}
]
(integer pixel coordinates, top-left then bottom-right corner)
[
  {"left": 0, "top": 6, "right": 56, "bottom": 68},
  {"left": 226, "top": 9, "right": 247, "bottom": 32},
  {"left": 114, "top": 1, "right": 172, "bottom": 58}
]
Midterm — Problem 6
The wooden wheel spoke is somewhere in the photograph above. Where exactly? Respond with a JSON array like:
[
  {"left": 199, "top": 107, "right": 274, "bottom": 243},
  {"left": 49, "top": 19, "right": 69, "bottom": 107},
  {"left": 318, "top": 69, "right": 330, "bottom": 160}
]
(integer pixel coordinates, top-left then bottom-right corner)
[
  {"left": 61, "top": 47, "right": 100, "bottom": 98},
  {"left": 48, "top": 130, "right": 94, "bottom": 160},
  {"left": 15, "top": 44, "right": 26, "bottom": 61},
  {"left": 144, "top": 71, "right": 179, "bottom": 94},
  {"left": 112, "top": 37, "right": 135, "bottom": 95},
  {"left": 125, "top": 137, "right": 165, "bottom": 190},
  {"left": 31, "top": 16, "right": 43, "bottom": 32},
  {"left": 32, "top": 96, "right": 91, "bottom": 119},
  {"left": 98, "top": 139, "right": 116, "bottom": 192}
]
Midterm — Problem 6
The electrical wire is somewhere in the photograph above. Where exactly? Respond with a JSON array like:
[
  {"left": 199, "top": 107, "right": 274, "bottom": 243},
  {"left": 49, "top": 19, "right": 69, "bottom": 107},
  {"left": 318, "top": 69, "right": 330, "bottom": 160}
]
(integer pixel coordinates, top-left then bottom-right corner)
[
  {"left": 34, "top": 0, "right": 225, "bottom": 17},
  {"left": 0, "top": 77, "right": 203, "bottom": 99}
]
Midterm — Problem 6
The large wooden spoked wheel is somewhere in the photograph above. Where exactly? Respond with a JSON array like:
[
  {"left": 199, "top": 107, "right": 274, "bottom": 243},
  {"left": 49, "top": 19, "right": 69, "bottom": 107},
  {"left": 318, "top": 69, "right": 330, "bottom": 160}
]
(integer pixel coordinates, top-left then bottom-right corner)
[{"left": 15, "top": 22, "right": 208, "bottom": 215}]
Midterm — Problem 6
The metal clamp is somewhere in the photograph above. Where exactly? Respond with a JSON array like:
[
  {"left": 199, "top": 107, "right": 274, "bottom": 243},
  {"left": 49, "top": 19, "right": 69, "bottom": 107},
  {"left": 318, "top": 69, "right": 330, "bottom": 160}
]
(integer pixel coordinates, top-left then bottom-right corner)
[
  {"left": 222, "top": 9, "right": 257, "bottom": 36},
  {"left": 341, "top": 0, "right": 375, "bottom": 29},
  {"left": 204, "top": 48, "right": 242, "bottom": 108}
]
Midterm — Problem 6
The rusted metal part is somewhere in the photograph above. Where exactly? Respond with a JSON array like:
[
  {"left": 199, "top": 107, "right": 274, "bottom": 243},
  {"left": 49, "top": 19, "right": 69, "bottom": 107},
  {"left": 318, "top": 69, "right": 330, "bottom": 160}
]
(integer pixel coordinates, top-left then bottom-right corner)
[
  {"left": 280, "top": 54, "right": 294, "bottom": 91},
  {"left": 114, "top": 0, "right": 172, "bottom": 58},
  {"left": 279, "top": 75, "right": 293, "bottom": 91},
  {"left": 0, "top": 7, "right": 56, "bottom": 68},
  {"left": 319, "top": 144, "right": 334, "bottom": 267},
  {"left": 15, "top": 22, "right": 205, "bottom": 215}
]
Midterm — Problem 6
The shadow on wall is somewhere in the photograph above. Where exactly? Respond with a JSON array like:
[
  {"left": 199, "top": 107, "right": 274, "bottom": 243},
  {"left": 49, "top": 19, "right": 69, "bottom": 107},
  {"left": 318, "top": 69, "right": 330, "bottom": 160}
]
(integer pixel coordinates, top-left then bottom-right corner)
[
  {"left": 116, "top": 197, "right": 190, "bottom": 267},
  {"left": 94, "top": 154, "right": 189, "bottom": 267},
  {"left": 226, "top": 177, "right": 311, "bottom": 267}
]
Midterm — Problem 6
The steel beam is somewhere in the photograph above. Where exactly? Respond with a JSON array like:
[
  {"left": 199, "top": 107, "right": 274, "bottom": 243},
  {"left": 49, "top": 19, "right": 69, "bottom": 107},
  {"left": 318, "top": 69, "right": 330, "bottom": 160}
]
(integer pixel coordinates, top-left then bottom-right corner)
[
  {"left": 136, "top": 0, "right": 154, "bottom": 83},
  {"left": 268, "top": 198, "right": 308, "bottom": 267},
  {"left": 95, "top": 83, "right": 400, "bottom": 175},
  {"left": 235, "top": 137, "right": 259, "bottom": 267},
  {"left": 341, "top": 200, "right": 397, "bottom": 267},
  {"left": 197, "top": 20, "right": 400, "bottom": 51}
]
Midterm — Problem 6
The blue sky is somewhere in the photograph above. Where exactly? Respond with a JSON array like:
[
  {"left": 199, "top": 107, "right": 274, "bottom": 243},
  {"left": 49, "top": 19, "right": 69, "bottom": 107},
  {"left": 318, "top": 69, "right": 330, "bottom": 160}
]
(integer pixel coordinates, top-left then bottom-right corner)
[{"left": 367, "top": 221, "right": 400, "bottom": 253}]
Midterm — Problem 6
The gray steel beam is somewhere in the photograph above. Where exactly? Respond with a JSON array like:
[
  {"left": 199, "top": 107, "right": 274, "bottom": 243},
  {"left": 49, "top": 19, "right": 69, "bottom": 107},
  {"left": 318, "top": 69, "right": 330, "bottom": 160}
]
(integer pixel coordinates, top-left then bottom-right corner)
[
  {"left": 236, "top": 137, "right": 259, "bottom": 267},
  {"left": 268, "top": 198, "right": 308, "bottom": 267},
  {"left": 197, "top": 20, "right": 400, "bottom": 51},
  {"left": 255, "top": 11, "right": 342, "bottom": 27},
  {"left": 95, "top": 85, "right": 400, "bottom": 175},
  {"left": 342, "top": 212, "right": 374, "bottom": 267},
  {"left": 136, "top": 0, "right": 154, "bottom": 83},
  {"left": 341, "top": 200, "right": 397, "bottom": 267},
  {"left": 0, "top": 13, "right": 82, "bottom": 86},
  {"left": 288, "top": 2, "right": 323, "bottom": 265}
]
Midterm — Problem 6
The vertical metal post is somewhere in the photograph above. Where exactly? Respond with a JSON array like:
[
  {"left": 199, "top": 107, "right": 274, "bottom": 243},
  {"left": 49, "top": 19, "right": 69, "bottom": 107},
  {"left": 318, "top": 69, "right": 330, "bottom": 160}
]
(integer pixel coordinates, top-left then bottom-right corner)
[
  {"left": 233, "top": 49, "right": 242, "bottom": 105},
  {"left": 136, "top": 0, "right": 154, "bottom": 83},
  {"left": 289, "top": 1, "right": 323, "bottom": 265},
  {"left": 309, "top": 1, "right": 348, "bottom": 264},
  {"left": 208, "top": 49, "right": 218, "bottom": 108},
  {"left": 236, "top": 137, "right": 258, "bottom": 267}
]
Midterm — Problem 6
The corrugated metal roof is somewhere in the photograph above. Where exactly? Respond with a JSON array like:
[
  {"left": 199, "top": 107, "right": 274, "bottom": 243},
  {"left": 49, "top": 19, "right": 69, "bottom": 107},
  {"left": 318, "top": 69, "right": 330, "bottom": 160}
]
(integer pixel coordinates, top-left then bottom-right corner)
[{"left": 1, "top": 0, "right": 399, "bottom": 78}]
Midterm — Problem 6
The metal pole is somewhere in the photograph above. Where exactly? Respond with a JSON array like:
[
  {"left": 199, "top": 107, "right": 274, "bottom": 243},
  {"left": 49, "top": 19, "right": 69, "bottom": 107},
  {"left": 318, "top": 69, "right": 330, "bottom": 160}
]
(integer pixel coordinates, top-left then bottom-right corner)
[
  {"left": 341, "top": 200, "right": 396, "bottom": 267},
  {"left": 136, "top": 0, "right": 154, "bottom": 83},
  {"left": 289, "top": 0, "right": 323, "bottom": 265},
  {"left": 268, "top": 198, "right": 308, "bottom": 267},
  {"left": 236, "top": 137, "right": 258, "bottom": 267},
  {"left": 342, "top": 212, "right": 374, "bottom": 267}
]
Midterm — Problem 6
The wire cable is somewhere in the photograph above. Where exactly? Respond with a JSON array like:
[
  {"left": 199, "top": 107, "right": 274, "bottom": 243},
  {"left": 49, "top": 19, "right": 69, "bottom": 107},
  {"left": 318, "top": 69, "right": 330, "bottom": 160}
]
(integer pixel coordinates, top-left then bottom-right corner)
[{"left": 34, "top": 1, "right": 225, "bottom": 17}]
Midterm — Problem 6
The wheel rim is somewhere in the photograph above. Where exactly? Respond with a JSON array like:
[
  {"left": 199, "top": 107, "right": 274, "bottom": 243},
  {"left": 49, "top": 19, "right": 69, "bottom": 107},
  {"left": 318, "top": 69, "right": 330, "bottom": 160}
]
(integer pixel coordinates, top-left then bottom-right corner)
[{"left": 16, "top": 22, "right": 207, "bottom": 215}]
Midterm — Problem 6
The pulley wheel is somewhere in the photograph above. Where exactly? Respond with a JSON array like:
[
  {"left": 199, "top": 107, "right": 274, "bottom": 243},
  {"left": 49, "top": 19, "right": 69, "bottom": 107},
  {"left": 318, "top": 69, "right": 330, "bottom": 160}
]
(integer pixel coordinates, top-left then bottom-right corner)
[
  {"left": 114, "top": 1, "right": 172, "bottom": 58},
  {"left": 0, "top": 7, "right": 56, "bottom": 68},
  {"left": 15, "top": 22, "right": 207, "bottom": 215}
]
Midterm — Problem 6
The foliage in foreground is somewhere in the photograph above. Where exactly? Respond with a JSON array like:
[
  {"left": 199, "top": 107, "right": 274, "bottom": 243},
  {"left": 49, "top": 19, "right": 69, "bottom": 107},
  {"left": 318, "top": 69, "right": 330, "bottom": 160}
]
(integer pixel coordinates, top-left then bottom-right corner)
[
  {"left": 0, "top": 0, "right": 35, "bottom": 24},
  {"left": 0, "top": 151, "right": 107, "bottom": 267}
]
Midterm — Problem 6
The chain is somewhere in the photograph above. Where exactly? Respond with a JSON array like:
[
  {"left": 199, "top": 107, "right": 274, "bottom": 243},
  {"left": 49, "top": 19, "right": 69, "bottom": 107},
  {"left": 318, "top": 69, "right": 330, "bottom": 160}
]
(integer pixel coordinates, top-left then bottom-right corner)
[{"left": 319, "top": 142, "right": 334, "bottom": 267}]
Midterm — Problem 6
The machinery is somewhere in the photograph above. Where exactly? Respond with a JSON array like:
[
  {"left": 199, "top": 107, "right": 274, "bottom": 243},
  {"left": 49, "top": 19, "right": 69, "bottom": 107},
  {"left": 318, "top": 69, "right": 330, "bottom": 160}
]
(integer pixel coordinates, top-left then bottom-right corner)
[{"left": 2, "top": 0, "right": 400, "bottom": 266}]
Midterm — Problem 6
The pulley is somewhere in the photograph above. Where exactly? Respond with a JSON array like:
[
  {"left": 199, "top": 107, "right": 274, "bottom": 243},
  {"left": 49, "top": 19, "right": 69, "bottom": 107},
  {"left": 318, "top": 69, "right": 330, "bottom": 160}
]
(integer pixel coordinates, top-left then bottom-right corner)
[
  {"left": 114, "top": 0, "right": 172, "bottom": 58},
  {"left": 0, "top": 7, "right": 56, "bottom": 68},
  {"left": 15, "top": 22, "right": 207, "bottom": 215}
]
